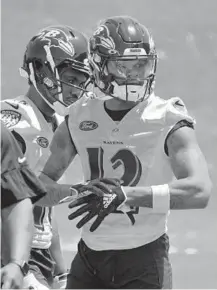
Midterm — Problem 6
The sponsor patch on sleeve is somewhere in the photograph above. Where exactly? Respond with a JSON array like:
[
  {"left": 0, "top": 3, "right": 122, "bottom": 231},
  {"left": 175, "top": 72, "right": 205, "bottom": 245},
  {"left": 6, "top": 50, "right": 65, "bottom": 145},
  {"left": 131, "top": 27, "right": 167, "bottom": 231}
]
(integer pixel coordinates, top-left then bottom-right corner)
[{"left": 0, "top": 110, "right": 21, "bottom": 128}]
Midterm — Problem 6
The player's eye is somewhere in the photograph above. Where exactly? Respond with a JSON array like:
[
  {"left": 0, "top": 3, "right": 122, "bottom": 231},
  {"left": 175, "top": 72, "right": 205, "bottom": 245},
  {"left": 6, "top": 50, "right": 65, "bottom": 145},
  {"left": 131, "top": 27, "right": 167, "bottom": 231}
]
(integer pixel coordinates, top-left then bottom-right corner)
[{"left": 68, "top": 78, "right": 76, "bottom": 84}]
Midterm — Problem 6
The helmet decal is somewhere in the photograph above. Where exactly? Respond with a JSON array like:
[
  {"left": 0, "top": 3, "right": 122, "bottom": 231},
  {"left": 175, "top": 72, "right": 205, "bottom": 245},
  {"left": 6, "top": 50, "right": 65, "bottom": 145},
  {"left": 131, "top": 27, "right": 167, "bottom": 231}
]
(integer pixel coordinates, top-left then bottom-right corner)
[
  {"left": 92, "top": 25, "right": 117, "bottom": 53},
  {"left": 38, "top": 28, "right": 75, "bottom": 57},
  {"left": 43, "top": 44, "right": 64, "bottom": 103}
]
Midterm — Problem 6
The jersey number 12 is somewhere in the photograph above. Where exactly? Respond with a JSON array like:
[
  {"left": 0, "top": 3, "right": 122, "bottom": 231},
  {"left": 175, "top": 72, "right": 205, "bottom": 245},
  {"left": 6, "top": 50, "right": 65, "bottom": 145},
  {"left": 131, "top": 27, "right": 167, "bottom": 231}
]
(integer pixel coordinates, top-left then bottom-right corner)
[{"left": 87, "top": 147, "right": 142, "bottom": 223}]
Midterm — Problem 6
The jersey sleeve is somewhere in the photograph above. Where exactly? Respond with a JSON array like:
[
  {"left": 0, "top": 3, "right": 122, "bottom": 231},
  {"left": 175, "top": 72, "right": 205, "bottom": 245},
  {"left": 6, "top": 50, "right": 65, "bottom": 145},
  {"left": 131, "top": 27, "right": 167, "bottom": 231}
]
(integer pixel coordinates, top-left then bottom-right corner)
[
  {"left": 0, "top": 99, "right": 23, "bottom": 130},
  {"left": 164, "top": 97, "right": 196, "bottom": 155},
  {"left": 0, "top": 99, "right": 39, "bottom": 153},
  {"left": 1, "top": 123, "right": 46, "bottom": 209}
]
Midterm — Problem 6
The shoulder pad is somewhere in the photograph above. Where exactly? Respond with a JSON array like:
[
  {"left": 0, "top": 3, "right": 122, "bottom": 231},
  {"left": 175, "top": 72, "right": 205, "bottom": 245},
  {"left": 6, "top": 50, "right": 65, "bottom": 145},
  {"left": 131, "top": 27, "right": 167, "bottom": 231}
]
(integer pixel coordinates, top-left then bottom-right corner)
[
  {"left": 165, "top": 97, "right": 196, "bottom": 126},
  {"left": 1, "top": 99, "right": 23, "bottom": 129},
  {"left": 1, "top": 98, "right": 38, "bottom": 139}
]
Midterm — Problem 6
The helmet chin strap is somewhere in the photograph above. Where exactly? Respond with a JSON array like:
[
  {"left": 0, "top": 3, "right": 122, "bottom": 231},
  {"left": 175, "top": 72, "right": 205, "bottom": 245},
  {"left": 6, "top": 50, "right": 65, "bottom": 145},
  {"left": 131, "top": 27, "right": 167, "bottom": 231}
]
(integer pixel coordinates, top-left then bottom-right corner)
[
  {"left": 36, "top": 86, "right": 69, "bottom": 116},
  {"left": 36, "top": 87, "right": 69, "bottom": 117},
  {"left": 43, "top": 45, "right": 68, "bottom": 115},
  {"left": 111, "top": 81, "right": 148, "bottom": 102},
  {"left": 29, "top": 62, "right": 69, "bottom": 116},
  {"left": 53, "top": 101, "right": 69, "bottom": 116}
]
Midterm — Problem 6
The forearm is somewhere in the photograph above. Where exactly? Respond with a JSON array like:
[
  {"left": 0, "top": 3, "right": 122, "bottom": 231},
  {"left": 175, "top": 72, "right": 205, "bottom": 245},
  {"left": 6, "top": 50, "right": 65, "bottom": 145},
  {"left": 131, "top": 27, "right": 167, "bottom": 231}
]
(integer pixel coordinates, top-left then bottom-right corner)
[
  {"left": 36, "top": 173, "right": 76, "bottom": 206},
  {"left": 124, "top": 177, "right": 211, "bottom": 210},
  {"left": 36, "top": 183, "right": 72, "bottom": 206},
  {"left": 50, "top": 215, "right": 67, "bottom": 275},
  {"left": 2, "top": 198, "right": 34, "bottom": 262}
]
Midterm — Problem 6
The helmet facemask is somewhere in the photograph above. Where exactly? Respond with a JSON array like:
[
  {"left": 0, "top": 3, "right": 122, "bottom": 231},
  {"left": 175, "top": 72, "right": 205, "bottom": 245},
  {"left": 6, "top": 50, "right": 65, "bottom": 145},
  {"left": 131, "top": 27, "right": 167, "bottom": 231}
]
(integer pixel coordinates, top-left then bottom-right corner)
[{"left": 90, "top": 51, "right": 157, "bottom": 103}]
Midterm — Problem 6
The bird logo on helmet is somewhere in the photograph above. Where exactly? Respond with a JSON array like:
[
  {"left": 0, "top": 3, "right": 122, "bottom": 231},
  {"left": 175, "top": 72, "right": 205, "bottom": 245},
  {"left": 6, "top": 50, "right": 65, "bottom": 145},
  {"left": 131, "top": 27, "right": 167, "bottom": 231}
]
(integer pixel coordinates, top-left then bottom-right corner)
[
  {"left": 37, "top": 28, "right": 75, "bottom": 57},
  {"left": 91, "top": 25, "right": 118, "bottom": 54}
]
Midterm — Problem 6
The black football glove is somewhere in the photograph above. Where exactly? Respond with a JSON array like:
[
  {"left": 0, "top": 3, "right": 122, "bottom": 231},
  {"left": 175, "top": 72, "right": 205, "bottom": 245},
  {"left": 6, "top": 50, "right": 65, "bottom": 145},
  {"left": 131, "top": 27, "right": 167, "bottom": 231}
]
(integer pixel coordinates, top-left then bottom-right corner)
[{"left": 68, "top": 178, "right": 129, "bottom": 232}]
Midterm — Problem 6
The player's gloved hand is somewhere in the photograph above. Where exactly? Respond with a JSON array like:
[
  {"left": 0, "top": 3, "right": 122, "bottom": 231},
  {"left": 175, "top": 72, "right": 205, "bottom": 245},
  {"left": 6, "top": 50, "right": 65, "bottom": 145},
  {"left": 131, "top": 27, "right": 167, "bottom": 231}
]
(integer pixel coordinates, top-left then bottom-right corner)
[
  {"left": 58, "top": 183, "right": 93, "bottom": 204},
  {"left": 68, "top": 178, "right": 128, "bottom": 232}
]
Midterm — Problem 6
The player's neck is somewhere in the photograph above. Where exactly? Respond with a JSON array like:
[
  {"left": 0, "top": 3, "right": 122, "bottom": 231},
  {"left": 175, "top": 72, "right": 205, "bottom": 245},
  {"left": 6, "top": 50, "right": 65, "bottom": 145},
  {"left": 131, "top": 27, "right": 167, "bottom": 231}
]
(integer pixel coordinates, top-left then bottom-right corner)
[
  {"left": 104, "top": 98, "right": 137, "bottom": 111},
  {"left": 26, "top": 87, "right": 55, "bottom": 120}
]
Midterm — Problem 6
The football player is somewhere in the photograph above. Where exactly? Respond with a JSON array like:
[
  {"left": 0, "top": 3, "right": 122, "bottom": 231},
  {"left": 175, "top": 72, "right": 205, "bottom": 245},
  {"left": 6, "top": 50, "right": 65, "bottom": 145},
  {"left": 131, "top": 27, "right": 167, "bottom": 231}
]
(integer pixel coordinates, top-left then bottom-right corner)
[
  {"left": 1, "top": 25, "right": 90, "bottom": 289},
  {"left": 1, "top": 122, "right": 46, "bottom": 289},
  {"left": 39, "top": 16, "right": 212, "bottom": 289}
]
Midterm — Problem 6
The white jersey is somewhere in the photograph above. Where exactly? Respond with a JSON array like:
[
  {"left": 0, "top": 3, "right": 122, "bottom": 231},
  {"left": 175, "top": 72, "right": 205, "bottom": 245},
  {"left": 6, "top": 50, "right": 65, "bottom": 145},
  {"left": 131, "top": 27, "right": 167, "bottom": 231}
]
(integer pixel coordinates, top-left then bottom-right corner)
[
  {"left": 67, "top": 93, "right": 195, "bottom": 250},
  {"left": 1, "top": 96, "right": 55, "bottom": 249}
]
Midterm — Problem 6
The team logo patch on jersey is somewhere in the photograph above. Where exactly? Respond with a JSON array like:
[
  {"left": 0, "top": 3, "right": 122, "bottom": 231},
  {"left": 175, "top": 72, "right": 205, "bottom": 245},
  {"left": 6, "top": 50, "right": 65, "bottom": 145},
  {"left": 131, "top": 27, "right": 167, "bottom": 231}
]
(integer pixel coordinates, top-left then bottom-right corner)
[
  {"left": 79, "top": 121, "right": 98, "bottom": 131},
  {"left": 0, "top": 110, "right": 21, "bottom": 128},
  {"left": 36, "top": 137, "right": 49, "bottom": 148}
]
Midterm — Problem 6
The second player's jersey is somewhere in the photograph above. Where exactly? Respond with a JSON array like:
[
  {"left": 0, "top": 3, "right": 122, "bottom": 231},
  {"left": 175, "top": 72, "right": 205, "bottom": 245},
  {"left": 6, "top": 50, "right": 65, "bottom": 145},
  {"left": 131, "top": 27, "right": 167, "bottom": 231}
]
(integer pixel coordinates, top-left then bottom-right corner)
[
  {"left": 1, "top": 96, "right": 55, "bottom": 249},
  {"left": 1, "top": 96, "right": 54, "bottom": 173},
  {"left": 68, "top": 93, "right": 195, "bottom": 250}
]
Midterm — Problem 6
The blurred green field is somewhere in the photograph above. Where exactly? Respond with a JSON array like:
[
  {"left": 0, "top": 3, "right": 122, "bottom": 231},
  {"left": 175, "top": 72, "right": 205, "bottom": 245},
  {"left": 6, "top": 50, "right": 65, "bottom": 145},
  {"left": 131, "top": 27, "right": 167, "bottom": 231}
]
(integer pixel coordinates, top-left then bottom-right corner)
[{"left": 1, "top": 0, "right": 217, "bottom": 288}]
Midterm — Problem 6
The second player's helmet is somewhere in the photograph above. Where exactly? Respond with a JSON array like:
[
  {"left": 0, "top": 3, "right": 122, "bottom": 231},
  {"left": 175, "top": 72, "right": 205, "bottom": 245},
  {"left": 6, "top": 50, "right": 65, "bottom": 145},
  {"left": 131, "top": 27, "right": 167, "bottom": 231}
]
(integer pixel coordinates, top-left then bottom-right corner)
[
  {"left": 89, "top": 16, "right": 158, "bottom": 102},
  {"left": 20, "top": 25, "right": 90, "bottom": 116}
]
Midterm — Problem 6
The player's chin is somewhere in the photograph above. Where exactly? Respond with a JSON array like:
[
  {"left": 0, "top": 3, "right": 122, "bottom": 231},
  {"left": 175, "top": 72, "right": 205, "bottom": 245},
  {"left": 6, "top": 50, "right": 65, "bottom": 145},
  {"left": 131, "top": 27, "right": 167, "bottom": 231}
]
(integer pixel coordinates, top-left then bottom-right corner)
[{"left": 65, "top": 95, "right": 79, "bottom": 105}]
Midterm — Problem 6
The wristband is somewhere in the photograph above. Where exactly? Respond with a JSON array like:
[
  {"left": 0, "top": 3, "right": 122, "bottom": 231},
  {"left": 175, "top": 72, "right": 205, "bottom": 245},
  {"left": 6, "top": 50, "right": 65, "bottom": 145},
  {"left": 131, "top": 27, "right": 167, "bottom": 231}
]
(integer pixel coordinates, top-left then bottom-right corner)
[{"left": 151, "top": 184, "right": 170, "bottom": 213}]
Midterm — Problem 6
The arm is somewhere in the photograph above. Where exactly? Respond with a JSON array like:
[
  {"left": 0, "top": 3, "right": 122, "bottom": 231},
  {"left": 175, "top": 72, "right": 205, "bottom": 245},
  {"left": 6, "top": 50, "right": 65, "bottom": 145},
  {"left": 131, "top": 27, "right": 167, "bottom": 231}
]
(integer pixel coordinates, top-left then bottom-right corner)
[
  {"left": 49, "top": 211, "right": 67, "bottom": 276},
  {"left": 1, "top": 198, "right": 34, "bottom": 263},
  {"left": 1, "top": 198, "right": 34, "bottom": 289},
  {"left": 124, "top": 127, "right": 212, "bottom": 210},
  {"left": 37, "top": 120, "right": 78, "bottom": 206}
]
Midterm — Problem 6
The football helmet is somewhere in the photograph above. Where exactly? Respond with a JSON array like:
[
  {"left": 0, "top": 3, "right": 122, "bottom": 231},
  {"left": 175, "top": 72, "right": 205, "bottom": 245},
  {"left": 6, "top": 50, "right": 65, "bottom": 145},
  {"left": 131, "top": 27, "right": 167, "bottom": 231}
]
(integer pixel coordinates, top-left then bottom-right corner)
[
  {"left": 20, "top": 25, "right": 91, "bottom": 116},
  {"left": 89, "top": 16, "right": 158, "bottom": 102}
]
